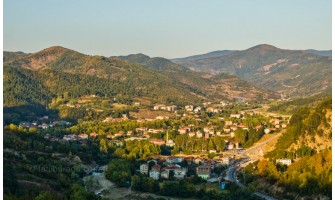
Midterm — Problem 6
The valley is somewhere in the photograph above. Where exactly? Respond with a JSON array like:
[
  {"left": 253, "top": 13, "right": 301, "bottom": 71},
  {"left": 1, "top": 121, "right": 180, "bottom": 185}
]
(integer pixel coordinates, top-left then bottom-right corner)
[{"left": 3, "top": 45, "right": 332, "bottom": 200}]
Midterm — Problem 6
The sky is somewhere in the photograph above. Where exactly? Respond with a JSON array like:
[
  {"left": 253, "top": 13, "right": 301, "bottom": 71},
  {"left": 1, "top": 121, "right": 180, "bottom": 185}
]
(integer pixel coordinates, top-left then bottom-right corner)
[{"left": 4, "top": 0, "right": 332, "bottom": 58}]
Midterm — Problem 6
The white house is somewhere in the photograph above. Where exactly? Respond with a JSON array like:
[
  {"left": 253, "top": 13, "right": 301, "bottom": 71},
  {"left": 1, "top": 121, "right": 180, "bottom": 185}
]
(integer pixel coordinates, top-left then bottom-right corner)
[
  {"left": 161, "top": 170, "right": 169, "bottom": 179},
  {"left": 140, "top": 163, "right": 149, "bottom": 174},
  {"left": 174, "top": 168, "right": 188, "bottom": 179},
  {"left": 166, "top": 156, "right": 183, "bottom": 164},
  {"left": 276, "top": 159, "right": 292, "bottom": 166},
  {"left": 149, "top": 170, "right": 160, "bottom": 180}
]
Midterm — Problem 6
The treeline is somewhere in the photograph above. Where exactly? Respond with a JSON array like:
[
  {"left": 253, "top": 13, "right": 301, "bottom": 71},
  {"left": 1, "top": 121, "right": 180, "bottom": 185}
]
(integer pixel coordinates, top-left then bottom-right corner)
[
  {"left": 268, "top": 93, "right": 331, "bottom": 114},
  {"left": 3, "top": 129, "right": 103, "bottom": 200}
]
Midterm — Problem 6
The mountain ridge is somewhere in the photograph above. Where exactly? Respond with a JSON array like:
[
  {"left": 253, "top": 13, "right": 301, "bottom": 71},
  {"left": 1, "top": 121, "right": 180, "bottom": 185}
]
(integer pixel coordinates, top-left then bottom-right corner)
[{"left": 171, "top": 44, "right": 331, "bottom": 98}]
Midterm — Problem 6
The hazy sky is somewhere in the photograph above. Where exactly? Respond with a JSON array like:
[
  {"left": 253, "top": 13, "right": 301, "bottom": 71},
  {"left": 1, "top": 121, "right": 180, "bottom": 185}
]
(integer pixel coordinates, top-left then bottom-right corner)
[{"left": 4, "top": 0, "right": 332, "bottom": 58}]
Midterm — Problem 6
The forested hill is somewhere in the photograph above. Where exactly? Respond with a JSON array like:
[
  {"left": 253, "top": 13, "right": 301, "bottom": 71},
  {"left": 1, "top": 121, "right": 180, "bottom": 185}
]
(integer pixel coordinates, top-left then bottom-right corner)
[
  {"left": 250, "top": 98, "right": 332, "bottom": 198},
  {"left": 4, "top": 46, "right": 279, "bottom": 109},
  {"left": 267, "top": 98, "right": 331, "bottom": 158},
  {"left": 117, "top": 53, "right": 279, "bottom": 101},
  {"left": 172, "top": 44, "right": 332, "bottom": 98}
]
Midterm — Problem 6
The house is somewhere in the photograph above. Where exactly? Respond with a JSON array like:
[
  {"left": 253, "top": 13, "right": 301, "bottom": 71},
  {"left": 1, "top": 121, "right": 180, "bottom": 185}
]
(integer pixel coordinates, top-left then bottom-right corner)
[
  {"left": 205, "top": 133, "right": 210, "bottom": 139},
  {"left": 264, "top": 128, "right": 271, "bottom": 134},
  {"left": 148, "top": 129, "right": 164, "bottom": 133},
  {"left": 188, "top": 132, "right": 195, "bottom": 137},
  {"left": 194, "top": 158, "right": 203, "bottom": 165},
  {"left": 136, "top": 127, "right": 147, "bottom": 132},
  {"left": 152, "top": 164, "right": 161, "bottom": 171},
  {"left": 197, "top": 165, "right": 211, "bottom": 180},
  {"left": 166, "top": 139, "right": 175, "bottom": 147},
  {"left": 230, "top": 132, "right": 235, "bottom": 138},
  {"left": 281, "top": 124, "right": 287, "bottom": 128},
  {"left": 178, "top": 127, "right": 190, "bottom": 134},
  {"left": 161, "top": 170, "right": 170, "bottom": 179},
  {"left": 140, "top": 163, "right": 149, "bottom": 174},
  {"left": 106, "top": 134, "right": 114, "bottom": 139},
  {"left": 216, "top": 157, "right": 230, "bottom": 166},
  {"left": 213, "top": 109, "right": 221, "bottom": 113},
  {"left": 134, "top": 102, "right": 140, "bottom": 106},
  {"left": 223, "top": 128, "right": 231, "bottom": 133},
  {"left": 230, "top": 126, "right": 238, "bottom": 131},
  {"left": 203, "top": 102, "right": 212, "bottom": 107},
  {"left": 124, "top": 137, "right": 148, "bottom": 141},
  {"left": 209, "top": 150, "right": 216, "bottom": 154},
  {"left": 166, "top": 156, "right": 183, "bottom": 164},
  {"left": 238, "top": 125, "right": 249, "bottom": 131},
  {"left": 154, "top": 105, "right": 164, "bottom": 110},
  {"left": 185, "top": 105, "right": 194, "bottom": 112},
  {"left": 174, "top": 168, "right": 188, "bottom": 179},
  {"left": 276, "top": 159, "right": 292, "bottom": 166},
  {"left": 230, "top": 114, "right": 241, "bottom": 118},
  {"left": 194, "top": 107, "right": 202, "bottom": 112},
  {"left": 78, "top": 134, "right": 88, "bottom": 140},
  {"left": 40, "top": 123, "right": 49, "bottom": 129},
  {"left": 255, "top": 125, "right": 263, "bottom": 131},
  {"left": 196, "top": 132, "right": 203, "bottom": 138},
  {"left": 20, "top": 122, "right": 31, "bottom": 128},
  {"left": 166, "top": 105, "right": 177, "bottom": 112},
  {"left": 227, "top": 143, "right": 235, "bottom": 150},
  {"left": 114, "top": 132, "right": 123, "bottom": 137},
  {"left": 90, "top": 132, "right": 98, "bottom": 137},
  {"left": 225, "top": 121, "right": 233, "bottom": 126},
  {"left": 216, "top": 131, "right": 221, "bottom": 136},
  {"left": 149, "top": 139, "right": 166, "bottom": 146},
  {"left": 149, "top": 170, "right": 160, "bottom": 180},
  {"left": 204, "top": 126, "right": 214, "bottom": 133}
]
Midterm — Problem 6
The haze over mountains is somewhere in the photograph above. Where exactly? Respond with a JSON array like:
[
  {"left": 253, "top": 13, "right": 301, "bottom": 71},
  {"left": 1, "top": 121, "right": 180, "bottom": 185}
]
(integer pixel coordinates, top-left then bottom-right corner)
[{"left": 171, "top": 44, "right": 332, "bottom": 98}]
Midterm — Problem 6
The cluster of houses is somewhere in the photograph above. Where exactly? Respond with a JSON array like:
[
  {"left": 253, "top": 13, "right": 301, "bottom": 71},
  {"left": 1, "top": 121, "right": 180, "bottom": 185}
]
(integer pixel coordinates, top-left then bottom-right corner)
[
  {"left": 139, "top": 156, "right": 232, "bottom": 181},
  {"left": 43, "top": 133, "right": 88, "bottom": 142},
  {"left": 153, "top": 105, "right": 178, "bottom": 112},
  {"left": 19, "top": 116, "right": 71, "bottom": 130},
  {"left": 103, "top": 114, "right": 129, "bottom": 123}
]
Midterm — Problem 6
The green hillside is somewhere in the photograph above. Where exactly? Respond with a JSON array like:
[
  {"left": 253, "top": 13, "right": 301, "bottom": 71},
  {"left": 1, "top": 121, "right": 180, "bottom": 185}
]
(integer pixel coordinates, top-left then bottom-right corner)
[{"left": 4, "top": 46, "right": 278, "bottom": 109}]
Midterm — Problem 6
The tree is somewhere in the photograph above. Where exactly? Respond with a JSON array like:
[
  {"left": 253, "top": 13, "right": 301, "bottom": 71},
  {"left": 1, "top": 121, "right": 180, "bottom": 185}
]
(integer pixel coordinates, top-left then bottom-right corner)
[{"left": 99, "top": 139, "right": 108, "bottom": 153}]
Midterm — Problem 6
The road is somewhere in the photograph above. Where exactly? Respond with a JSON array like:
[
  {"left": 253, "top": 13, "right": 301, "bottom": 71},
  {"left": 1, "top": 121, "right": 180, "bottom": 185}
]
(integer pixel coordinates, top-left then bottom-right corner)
[
  {"left": 224, "top": 133, "right": 282, "bottom": 200},
  {"left": 241, "top": 132, "right": 282, "bottom": 157},
  {"left": 225, "top": 164, "right": 277, "bottom": 200}
]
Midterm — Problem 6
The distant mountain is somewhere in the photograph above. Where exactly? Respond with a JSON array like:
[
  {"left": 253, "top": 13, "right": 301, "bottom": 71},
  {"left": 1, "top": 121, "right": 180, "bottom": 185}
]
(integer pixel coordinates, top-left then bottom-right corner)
[
  {"left": 170, "top": 50, "right": 237, "bottom": 63},
  {"left": 117, "top": 53, "right": 279, "bottom": 101},
  {"left": 172, "top": 44, "right": 332, "bottom": 98},
  {"left": 305, "top": 49, "right": 332, "bottom": 57},
  {"left": 4, "top": 46, "right": 279, "bottom": 113}
]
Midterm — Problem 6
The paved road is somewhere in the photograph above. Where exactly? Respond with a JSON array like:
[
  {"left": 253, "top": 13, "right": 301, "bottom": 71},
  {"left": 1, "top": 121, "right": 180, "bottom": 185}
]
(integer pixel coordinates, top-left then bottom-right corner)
[
  {"left": 225, "top": 165, "right": 277, "bottom": 200},
  {"left": 224, "top": 133, "right": 282, "bottom": 200},
  {"left": 241, "top": 132, "right": 282, "bottom": 156}
]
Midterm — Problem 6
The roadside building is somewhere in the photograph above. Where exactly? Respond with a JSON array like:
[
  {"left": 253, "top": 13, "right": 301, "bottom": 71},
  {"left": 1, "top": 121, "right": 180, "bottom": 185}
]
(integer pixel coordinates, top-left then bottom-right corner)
[
  {"left": 276, "top": 159, "right": 292, "bottom": 166},
  {"left": 197, "top": 165, "right": 211, "bottom": 180}
]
